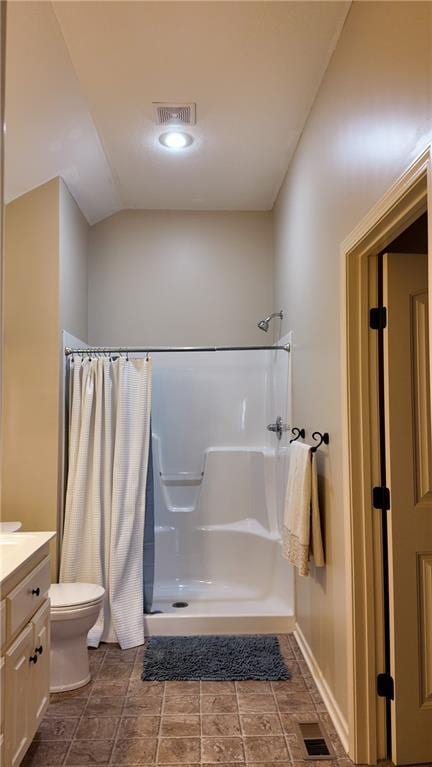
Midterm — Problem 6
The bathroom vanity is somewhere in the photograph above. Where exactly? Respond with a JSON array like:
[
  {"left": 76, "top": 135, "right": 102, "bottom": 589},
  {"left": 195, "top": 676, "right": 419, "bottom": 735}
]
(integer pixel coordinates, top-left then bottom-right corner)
[{"left": 0, "top": 532, "right": 55, "bottom": 767}]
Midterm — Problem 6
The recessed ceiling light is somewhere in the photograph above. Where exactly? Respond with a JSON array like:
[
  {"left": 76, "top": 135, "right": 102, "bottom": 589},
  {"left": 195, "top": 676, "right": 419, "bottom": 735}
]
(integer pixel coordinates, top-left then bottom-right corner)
[{"left": 159, "top": 131, "right": 194, "bottom": 150}]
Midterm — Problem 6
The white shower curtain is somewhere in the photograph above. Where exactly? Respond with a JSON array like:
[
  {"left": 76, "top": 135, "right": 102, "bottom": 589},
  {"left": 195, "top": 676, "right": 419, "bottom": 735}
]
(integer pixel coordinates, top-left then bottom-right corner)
[{"left": 60, "top": 354, "right": 152, "bottom": 649}]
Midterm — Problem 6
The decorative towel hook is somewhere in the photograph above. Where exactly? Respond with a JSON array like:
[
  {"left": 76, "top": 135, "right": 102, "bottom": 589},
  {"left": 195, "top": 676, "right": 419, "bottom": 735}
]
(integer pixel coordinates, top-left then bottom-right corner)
[
  {"left": 290, "top": 427, "right": 305, "bottom": 443},
  {"left": 311, "top": 431, "right": 329, "bottom": 453}
]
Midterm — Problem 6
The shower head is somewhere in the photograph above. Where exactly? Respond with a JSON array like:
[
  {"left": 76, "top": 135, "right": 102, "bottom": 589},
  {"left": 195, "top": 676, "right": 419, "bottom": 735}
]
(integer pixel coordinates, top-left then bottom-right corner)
[{"left": 257, "top": 310, "right": 283, "bottom": 332}]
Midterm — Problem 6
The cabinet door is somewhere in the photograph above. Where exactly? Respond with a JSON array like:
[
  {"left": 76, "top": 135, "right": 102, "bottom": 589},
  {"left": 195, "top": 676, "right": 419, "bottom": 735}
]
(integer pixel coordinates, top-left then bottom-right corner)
[
  {"left": 4, "top": 623, "right": 34, "bottom": 767},
  {"left": 31, "top": 600, "right": 50, "bottom": 728}
]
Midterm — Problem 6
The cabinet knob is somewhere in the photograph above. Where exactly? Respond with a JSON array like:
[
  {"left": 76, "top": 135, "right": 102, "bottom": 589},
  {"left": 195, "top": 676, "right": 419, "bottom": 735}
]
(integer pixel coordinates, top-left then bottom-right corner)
[
  {"left": 31, "top": 587, "right": 40, "bottom": 596},
  {"left": 35, "top": 645, "right": 43, "bottom": 655},
  {"left": 29, "top": 654, "right": 38, "bottom": 664}
]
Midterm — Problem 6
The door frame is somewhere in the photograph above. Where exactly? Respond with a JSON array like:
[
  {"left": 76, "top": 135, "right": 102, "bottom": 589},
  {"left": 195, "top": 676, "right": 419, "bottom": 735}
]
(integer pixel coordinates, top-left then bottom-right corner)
[{"left": 341, "top": 145, "right": 432, "bottom": 765}]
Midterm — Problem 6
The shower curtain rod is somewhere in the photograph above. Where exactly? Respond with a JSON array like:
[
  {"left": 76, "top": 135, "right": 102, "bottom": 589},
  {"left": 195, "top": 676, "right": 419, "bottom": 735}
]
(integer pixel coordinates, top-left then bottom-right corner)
[{"left": 65, "top": 343, "right": 290, "bottom": 356}]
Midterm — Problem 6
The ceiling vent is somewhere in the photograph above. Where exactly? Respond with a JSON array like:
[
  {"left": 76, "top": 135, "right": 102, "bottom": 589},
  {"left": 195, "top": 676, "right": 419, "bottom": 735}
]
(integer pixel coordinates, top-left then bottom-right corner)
[{"left": 153, "top": 102, "right": 196, "bottom": 126}]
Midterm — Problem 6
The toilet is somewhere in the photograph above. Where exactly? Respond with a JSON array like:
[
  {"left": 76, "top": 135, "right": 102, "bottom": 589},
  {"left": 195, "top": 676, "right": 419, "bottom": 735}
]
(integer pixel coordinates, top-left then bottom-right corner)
[{"left": 49, "top": 582, "right": 105, "bottom": 692}]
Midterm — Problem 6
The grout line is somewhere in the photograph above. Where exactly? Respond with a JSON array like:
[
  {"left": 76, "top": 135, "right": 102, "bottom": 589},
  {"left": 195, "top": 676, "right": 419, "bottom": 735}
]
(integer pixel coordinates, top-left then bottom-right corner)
[{"left": 154, "top": 679, "right": 166, "bottom": 764}]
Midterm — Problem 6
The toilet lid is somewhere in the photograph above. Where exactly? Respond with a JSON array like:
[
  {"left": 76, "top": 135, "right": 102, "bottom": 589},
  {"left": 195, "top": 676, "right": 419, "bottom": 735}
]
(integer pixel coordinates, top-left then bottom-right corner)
[{"left": 49, "top": 582, "right": 105, "bottom": 609}]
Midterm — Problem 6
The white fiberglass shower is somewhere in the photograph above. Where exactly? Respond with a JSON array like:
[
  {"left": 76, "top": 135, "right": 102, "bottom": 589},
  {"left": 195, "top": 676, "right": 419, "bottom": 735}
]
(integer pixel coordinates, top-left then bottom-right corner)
[{"left": 145, "top": 337, "right": 294, "bottom": 635}]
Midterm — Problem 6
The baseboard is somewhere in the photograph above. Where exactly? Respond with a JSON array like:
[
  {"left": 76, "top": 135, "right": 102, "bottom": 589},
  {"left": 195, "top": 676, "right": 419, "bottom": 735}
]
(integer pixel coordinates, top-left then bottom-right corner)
[{"left": 294, "top": 622, "right": 349, "bottom": 753}]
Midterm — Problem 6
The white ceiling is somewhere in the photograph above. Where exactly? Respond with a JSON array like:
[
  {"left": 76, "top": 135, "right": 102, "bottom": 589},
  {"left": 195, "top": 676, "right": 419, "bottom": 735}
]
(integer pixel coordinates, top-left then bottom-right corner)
[{"left": 5, "top": 1, "right": 350, "bottom": 224}]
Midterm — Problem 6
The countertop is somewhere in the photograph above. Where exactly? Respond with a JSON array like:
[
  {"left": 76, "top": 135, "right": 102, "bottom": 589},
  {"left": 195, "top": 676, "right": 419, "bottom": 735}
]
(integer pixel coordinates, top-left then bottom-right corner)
[{"left": 0, "top": 531, "right": 56, "bottom": 585}]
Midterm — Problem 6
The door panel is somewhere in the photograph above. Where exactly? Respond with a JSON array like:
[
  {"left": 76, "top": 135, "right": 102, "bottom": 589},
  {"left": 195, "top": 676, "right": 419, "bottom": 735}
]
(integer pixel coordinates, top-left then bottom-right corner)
[
  {"left": 384, "top": 251, "right": 432, "bottom": 765},
  {"left": 4, "top": 623, "right": 34, "bottom": 767}
]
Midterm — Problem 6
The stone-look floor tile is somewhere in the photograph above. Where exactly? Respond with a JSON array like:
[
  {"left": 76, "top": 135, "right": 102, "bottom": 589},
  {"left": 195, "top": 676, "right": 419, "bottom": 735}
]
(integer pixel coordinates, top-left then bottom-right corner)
[
  {"left": 164, "top": 696, "right": 200, "bottom": 714},
  {"left": 51, "top": 682, "right": 94, "bottom": 701},
  {"left": 240, "top": 714, "right": 282, "bottom": 736},
  {"left": 89, "top": 658, "right": 104, "bottom": 676},
  {"left": 21, "top": 741, "right": 70, "bottom": 765},
  {"left": 118, "top": 716, "right": 161, "bottom": 738},
  {"left": 243, "top": 764, "right": 291, "bottom": 767},
  {"left": 89, "top": 646, "right": 108, "bottom": 657},
  {"left": 274, "top": 691, "right": 315, "bottom": 712},
  {"left": 201, "top": 695, "right": 238, "bottom": 714},
  {"left": 165, "top": 681, "right": 200, "bottom": 695},
  {"left": 317, "top": 716, "right": 345, "bottom": 757},
  {"left": 105, "top": 646, "right": 137, "bottom": 662},
  {"left": 75, "top": 716, "right": 119, "bottom": 740},
  {"left": 279, "top": 711, "right": 317, "bottom": 733},
  {"left": 201, "top": 737, "right": 244, "bottom": 763},
  {"left": 291, "top": 762, "right": 339, "bottom": 767},
  {"left": 34, "top": 717, "right": 79, "bottom": 740},
  {"left": 200, "top": 681, "right": 235, "bottom": 695},
  {"left": 158, "top": 737, "right": 201, "bottom": 764},
  {"left": 123, "top": 696, "right": 163, "bottom": 716},
  {"left": 283, "top": 661, "right": 302, "bottom": 679},
  {"left": 161, "top": 715, "right": 201, "bottom": 736},
  {"left": 270, "top": 678, "right": 306, "bottom": 692},
  {"left": 84, "top": 697, "right": 124, "bottom": 717},
  {"left": 91, "top": 680, "right": 129, "bottom": 698},
  {"left": 130, "top": 664, "right": 144, "bottom": 680},
  {"left": 202, "top": 764, "right": 245, "bottom": 767},
  {"left": 135, "top": 644, "right": 147, "bottom": 662},
  {"left": 65, "top": 739, "right": 114, "bottom": 765},
  {"left": 277, "top": 635, "right": 294, "bottom": 657},
  {"left": 237, "top": 694, "right": 277, "bottom": 714},
  {"left": 243, "top": 736, "right": 289, "bottom": 763},
  {"left": 128, "top": 680, "right": 165, "bottom": 698},
  {"left": 96, "top": 661, "right": 133, "bottom": 681},
  {"left": 112, "top": 737, "right": 158, "bottom": 764},
  {"left": 46, "top": 698, "right": 87, "bottom": 718},
  {"left": 201, "top": 715, "right": 241, "bottom": 736},
  {"left": 285, "top": 731, "right": 306, "bottom": 761},
  {"left": 235, "top": 681, "right": 272, "bottom": 694}
]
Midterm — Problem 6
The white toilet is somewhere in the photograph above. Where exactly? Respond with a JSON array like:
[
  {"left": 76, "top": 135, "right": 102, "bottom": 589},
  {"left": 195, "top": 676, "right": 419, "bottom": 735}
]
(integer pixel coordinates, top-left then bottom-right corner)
[{"left": 49, "top": 582, "right": 105, "bottom": 692}]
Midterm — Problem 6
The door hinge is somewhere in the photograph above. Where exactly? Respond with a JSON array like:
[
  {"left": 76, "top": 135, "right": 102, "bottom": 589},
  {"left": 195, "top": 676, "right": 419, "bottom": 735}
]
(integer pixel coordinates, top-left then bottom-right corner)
[
  {"left": 377, "top": 672, "right": 394, "bottom": 699},
  {"left": 370, "top": 306, "right": 387, "bottom": 330},
  {"left": 373, "top": 485, "right": 391, "bottom": 511}
]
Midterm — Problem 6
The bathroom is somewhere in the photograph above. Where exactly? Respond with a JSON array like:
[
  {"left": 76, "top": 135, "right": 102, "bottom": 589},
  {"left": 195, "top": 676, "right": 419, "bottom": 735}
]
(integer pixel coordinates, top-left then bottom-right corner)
[{"left": 1, "top": 2, "right": 432, "bottom": 767}]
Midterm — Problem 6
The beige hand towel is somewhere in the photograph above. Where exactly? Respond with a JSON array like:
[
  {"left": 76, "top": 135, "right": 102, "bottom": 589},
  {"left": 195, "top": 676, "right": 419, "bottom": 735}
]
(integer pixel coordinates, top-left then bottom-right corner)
[{"left": 282, "top": 441, "right": 325, "bottom": 576}]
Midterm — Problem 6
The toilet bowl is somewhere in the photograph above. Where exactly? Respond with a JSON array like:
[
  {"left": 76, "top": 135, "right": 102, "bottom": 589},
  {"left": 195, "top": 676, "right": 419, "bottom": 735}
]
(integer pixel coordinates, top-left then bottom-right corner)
[{"left": 49, "top": 582, "right": 105, "bottom": 692}]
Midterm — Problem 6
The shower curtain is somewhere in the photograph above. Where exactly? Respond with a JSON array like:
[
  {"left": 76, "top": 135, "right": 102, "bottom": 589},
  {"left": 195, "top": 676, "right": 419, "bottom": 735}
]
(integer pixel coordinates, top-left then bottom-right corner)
[{"left": 60, "top": 354, "right": 152, "bottom": 649}]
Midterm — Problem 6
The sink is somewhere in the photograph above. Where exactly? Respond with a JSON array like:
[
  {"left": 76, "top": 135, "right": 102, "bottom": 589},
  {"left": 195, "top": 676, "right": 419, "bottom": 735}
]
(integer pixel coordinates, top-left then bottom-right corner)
[{"left": 0, "top": 521, "right": 22, "bottom": 533}]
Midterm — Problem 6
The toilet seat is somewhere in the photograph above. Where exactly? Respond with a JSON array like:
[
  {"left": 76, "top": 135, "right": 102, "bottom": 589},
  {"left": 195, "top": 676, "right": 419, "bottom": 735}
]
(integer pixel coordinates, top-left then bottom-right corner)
[{"left": 50, "top": 582, "right": 105, "bottom": 610}]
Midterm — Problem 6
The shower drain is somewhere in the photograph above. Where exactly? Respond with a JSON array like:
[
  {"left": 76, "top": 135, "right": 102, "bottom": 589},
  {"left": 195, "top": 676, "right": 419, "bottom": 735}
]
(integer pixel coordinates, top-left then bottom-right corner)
[{"left": 172, "top": 601, "right": 189, "bottom": 608}]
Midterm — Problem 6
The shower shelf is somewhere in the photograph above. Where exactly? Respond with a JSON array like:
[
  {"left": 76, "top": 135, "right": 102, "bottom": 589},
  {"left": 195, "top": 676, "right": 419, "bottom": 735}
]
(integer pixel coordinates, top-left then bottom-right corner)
[{"left": 160, "top": 472, "right": 203, "bottom": 484}]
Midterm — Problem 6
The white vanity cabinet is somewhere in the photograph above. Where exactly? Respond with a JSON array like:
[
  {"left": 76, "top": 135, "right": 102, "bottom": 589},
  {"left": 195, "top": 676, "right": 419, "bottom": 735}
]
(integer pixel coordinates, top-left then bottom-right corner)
[{"left": 0, "top": 533, "right": 55, "bottom": 767}]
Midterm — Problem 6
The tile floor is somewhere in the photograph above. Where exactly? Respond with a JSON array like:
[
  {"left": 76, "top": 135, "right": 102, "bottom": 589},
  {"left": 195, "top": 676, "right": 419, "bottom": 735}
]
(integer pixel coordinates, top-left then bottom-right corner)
[{"left": 23, "top": 634, "right": 356, "bottom": 767}]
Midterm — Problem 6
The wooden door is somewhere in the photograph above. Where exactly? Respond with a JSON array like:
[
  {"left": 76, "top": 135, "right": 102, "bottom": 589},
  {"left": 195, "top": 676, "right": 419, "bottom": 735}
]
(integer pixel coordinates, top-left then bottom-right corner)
[
  {"left": 4, "top": 623, "right": 34, "bottom": 767},
  {"left": 31, "top": 600, "right": 50, "bottom": 728},
  {"left": 383, "top": 251, "right": 432, "bottom": 764}
]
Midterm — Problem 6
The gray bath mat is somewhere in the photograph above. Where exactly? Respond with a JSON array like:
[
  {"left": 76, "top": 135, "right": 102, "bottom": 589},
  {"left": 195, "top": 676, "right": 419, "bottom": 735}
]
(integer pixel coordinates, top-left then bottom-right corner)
[{"left": 141, "top": 634, "right": 291, "bottom": 681}]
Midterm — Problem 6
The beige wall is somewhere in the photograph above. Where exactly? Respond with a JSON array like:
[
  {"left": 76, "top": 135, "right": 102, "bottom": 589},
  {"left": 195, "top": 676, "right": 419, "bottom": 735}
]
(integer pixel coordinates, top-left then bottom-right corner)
[
  {"left": 273, "top": 0, "right": 432, "bottom": 725},
  {"left": 60, "top": 179, "right": 89, "bottom": 342},
  {"left": 2, "top": 177, "right": 89, "bottom": 571},
  {"left": 88, "top": 210, "right": 274, "bottom": 347},
  {"left": 2, "top": 179, "right": 61, "bottom": 541}
]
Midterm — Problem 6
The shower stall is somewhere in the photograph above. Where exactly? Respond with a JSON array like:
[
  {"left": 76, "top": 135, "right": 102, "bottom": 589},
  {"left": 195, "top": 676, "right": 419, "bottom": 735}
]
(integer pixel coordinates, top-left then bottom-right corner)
[{"left": 146, "top": 337, "right": 294, "bottom": 634}]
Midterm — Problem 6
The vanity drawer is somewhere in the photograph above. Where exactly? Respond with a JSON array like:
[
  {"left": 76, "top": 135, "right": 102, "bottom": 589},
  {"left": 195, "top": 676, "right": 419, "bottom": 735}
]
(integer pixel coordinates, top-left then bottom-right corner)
[{"left": 6, "top": 557, "right": 50, "bottom": 637}]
